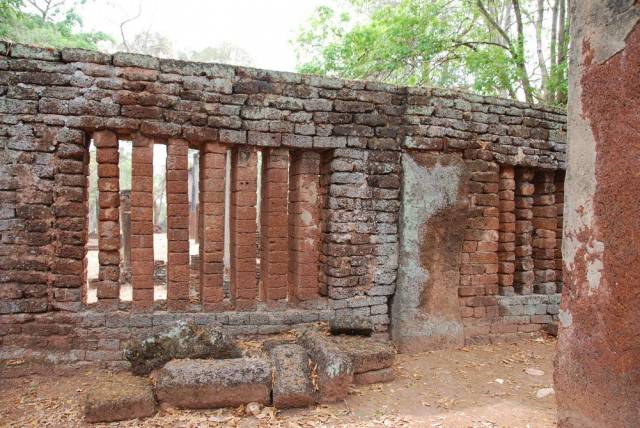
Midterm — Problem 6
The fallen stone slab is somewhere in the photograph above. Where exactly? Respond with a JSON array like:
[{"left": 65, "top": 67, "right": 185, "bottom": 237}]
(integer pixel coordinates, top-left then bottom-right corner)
[
  {"left": 354, "top": 367, "right": 396, "bottom": 385},
  {"left": 298, "top": 329, "right": 353, "bottom": 403},
  {"left": 329, "top": 314, "right": 373, "bottom": 336},
  {"left": 153, "top": 358, "right": 272, "bottom": 409},
  {"left": 124, "top": 320, "right": 241, "bottom": 375},
  {"left": 84, "top": 374, "right": 156, "bottom": 423},
  {"left": 331, "top": 335, "right": 396, "bottom": 373},
  {"left": 270, "top": 344, "right": 315, "bottom": 408}
]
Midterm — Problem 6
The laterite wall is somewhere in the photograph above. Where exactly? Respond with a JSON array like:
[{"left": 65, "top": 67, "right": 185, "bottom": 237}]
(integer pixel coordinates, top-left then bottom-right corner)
[{"left": 0, "top": 43, "right": 566, "bottom": 364}]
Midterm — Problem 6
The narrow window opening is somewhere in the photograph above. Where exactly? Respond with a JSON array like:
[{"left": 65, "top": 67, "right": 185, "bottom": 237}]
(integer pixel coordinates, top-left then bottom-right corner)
[
  {"left": 85, "top": 139, "right": 98, "bottom": 304},
  {"left": 153, "top": 143, "right": 168, "bottom": 301},
  {"left": 256, "top": 149, "right": 263, "bottom": 302},
  {"left": 188, "top": 147, "right": 200, "bottom": 302},
  {"left": 223, "top": 148, "right": 232, "bottom": 299},
  {"left": 118, "top": 140, "right": 132, "bottom": 301}
]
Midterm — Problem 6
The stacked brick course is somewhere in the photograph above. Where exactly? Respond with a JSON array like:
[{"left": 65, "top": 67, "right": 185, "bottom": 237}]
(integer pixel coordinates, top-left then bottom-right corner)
[
  {"left": 198, "top": 143, "right": 226, "bottom": 309},
  {"left": 0, "top": 43, "right": 566, "bottom": 362},
  {"left": 130, "top": 134, "right": 154, "bottom": 311},
  {"left": 94, "top": 130, "right": 120, "bottom": 308},
  {"left": 166, "top": 138, "right": 190, "bottom": 310}
]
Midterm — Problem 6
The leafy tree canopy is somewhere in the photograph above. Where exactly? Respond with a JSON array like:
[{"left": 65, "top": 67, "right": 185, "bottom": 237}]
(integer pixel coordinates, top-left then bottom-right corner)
[
  {"left": 294, "top": 0, "right": 568, "bottom": 106},
  {"left": 0, "top": 0, "right": 111, "bottom": 49}
]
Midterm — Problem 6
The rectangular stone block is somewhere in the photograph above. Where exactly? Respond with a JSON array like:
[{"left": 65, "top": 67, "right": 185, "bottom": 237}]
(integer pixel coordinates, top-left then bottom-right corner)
[
  {"left": 154, "top": 358, "right": 272, "bottom": 409},
  {"left": 270, "top": 344, "right": 315, "bottom": 408},
  {"left": 298, "top": 329, "right": 353, "bottom": 403}
]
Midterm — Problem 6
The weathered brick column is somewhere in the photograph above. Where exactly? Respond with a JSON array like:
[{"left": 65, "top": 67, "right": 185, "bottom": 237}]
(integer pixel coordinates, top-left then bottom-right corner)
[
  {"left": 514, "top": 168, "right": 534, "bottom": 294},
  {"left": 199, "top": 143, "right": 226, "bottom": 310},
  {"left": 52, "top": 127, "right": 87, "bottom": 311},
  {"left": 230, "top": 146, "right": 258, "bottom": 310},
  {"left": 260, "top": 148, "right": 289, "bottom": 303},
  {"left": 532, "top": 171, "right": 556, "bottom": 294},
  {"left": 458, "top": 159, "right": 499, "bottom": 324},
  {"left": 555, "top": 3, "right": 640, "bottom": 426},
  {"left": 498, "top": 165, "right": 516, "bottom": 295},
  {"left": 288, "top": 151, "right": 321, "bottom": 301},
  {"left": 554, "top": 171, "right": 564, "bottom": 292},
  {"left": 166, "top": 138, "right": 190, "bottom": 310},
  {"left": 94, "top": 130, "right": 120, "bottom": 306},
  {"left": 130, "top": 134, "right": 155, "bottom": 311}
]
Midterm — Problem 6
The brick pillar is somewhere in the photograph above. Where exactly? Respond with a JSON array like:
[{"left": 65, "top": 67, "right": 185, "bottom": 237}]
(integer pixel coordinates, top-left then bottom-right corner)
[
  {"left": 199, "top": 143, "right": 226, "bottom": 310},
  {"left": 260, "top": 148, "right": 289, "bottom": 303},
  {"left": 458, "top": 160, "right": 499, "bottom": 319},
  {"left": 94, "top": 130, "right": 120, "bottom": 306},
  {"left": 52, "top": 127, "right": 87, "bottom": 311},
  {"left": 230, "top": 147, "right": 258, "bottom": 310},
  {"left": 166, "top": 138, "right": 190, "bottom": 310},
  {"left": 130, "top": 134, "right": 155, "bottom": 311},
  {"left": 498, "top": 165, "right": 516, "bottom": 295},
  {"left": 554, "top": 171, "right": 564, "bottom": 293},
  {"left": 288, "top": 151, "right": 321, "bottom": 301},
  {"left": 514, "top": 167, "right": 535, "bottom": 294},
  {"left": 532, "top": 171, "right": 557, "bottom": 294}
]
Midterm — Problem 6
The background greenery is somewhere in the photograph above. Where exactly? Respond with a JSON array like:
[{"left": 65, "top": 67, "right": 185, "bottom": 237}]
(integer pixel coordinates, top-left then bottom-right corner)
[{"left": 293, "top": 0, "right": 568, "bottom": 106}]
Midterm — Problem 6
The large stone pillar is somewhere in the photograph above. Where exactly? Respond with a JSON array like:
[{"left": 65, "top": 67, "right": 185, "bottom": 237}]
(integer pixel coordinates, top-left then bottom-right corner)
[
  {"left": 391, "top": 152, "right": 469, "bottom": 352},
  {"left": 555, "top": 3, "right": 640, "bottom": 427}
]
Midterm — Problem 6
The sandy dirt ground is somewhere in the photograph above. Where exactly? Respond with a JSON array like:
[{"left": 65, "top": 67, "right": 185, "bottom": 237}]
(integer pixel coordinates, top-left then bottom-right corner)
[{"left": 0, "top": 336, "right": 557, "bottom": 427}]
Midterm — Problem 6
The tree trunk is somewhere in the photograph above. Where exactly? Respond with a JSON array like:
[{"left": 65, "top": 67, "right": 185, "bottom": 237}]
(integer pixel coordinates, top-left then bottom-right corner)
[
  {"left": 511, "top": 0, "right": 534, "bottom": 103},
  {"left": 536, "top": 0, "right": 549, "bottom": 101}
]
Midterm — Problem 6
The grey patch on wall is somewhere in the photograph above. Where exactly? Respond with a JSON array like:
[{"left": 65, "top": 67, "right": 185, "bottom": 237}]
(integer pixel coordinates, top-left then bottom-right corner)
[{"left": 391, "top": 152, "right": 468, "bottom": 353}]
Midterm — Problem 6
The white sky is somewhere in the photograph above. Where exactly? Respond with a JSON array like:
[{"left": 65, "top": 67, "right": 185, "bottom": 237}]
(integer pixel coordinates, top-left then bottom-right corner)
[{"left": 77, "top": 0, "right": 328, "bottom": 72}]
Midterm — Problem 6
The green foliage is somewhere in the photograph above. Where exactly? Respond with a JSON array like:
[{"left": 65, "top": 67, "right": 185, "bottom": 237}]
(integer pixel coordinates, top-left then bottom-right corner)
[
  {"left": 0, "top": 0, "right": 111, "bottom": 50},
  {"left": 294, "top": 0, "right": 568, "bottom": 106}
]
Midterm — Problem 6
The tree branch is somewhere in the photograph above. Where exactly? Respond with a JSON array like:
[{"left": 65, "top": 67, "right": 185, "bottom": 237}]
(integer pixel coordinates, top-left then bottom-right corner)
[
  {"left": 119, "top": 2, "right": 142, "bottom": 53},
  {"left": 476, "top": 0, "right": 512, "bottom": 47}
]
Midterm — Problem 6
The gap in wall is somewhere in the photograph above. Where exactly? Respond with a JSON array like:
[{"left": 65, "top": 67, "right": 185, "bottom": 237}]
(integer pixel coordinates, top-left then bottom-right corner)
[
  {"left": 255, "top": 148, "right": 263, "bottom": 302},
  {"left": 153, "top": 143, "right": 168, "bottom": 301},
  {"left": 85, "top": 139, "right": 98, "bottom": 304},
  {"left": 187, "top": 147, "right": 200, "bottom": 302},
  {"left": 118, "top": 140, "right": 132, "bottom": 301},
  {"left": 222, "top": 148, "right": 232, "bottom": 299}
]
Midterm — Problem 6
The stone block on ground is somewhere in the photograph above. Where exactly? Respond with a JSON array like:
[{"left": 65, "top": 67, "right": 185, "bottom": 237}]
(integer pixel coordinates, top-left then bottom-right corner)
[
  {"left": 331, "top": 335, "right": 396, "bottom": 373},
  {"left": 261, "top": 337, "right": 295, "bottom": 353},
  {"left": 124, "top": 320, "right": 241, "bottom": 375},
  {"left": 84, "top": 374, "right": 156, "bottom": 423},
  {"left": 545, "top": 322, "right": 558, "bottom": 337},
  {"left": 353, "top": 367, "right": 396, "bottom": 385},
  {"left": 270, "top": 344, "right": 315, "bottom": 408},
  {"left": 298, "top": 329, "right": 353, "bottom": 403},
  {"left": 329, "top": 314, "right": 373, "bottom": 336},
  {"left": 153, "top": 358, "right": 272, "bottom": 409}
]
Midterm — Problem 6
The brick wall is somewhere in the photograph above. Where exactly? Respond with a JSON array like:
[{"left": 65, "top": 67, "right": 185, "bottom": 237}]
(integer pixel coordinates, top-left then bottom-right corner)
[{"left": 0, "top": 43, "right": 566, "bottom": 362}]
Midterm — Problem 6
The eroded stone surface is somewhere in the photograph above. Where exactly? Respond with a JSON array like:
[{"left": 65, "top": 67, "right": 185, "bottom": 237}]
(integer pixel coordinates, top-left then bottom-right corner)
[
  {"left": 329, "top": 314, "right": 374, "bottom": 336},
  {"left": 298, "top": 329, "right": 353, "bottom": 403},
  {"left": 391, "top": 153, "right": 469, "bottom": 352},
  {"left": 331, "top": 335, "right": 396, "bottom": 374},
  {"left": 84, "top": 373, "right": 156, "bottom": 423},
  {"left": 270, "top": 344, "right": 315, "bottom": 408},
  {"left": 124, "top": 321, "right": 240, "bottom": 375},
  {"left": 556, "top": 2, "right": 640, "bottom": 427},
  {"left": 153, "top": 358, "right": 272, "bottom": 409}
]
